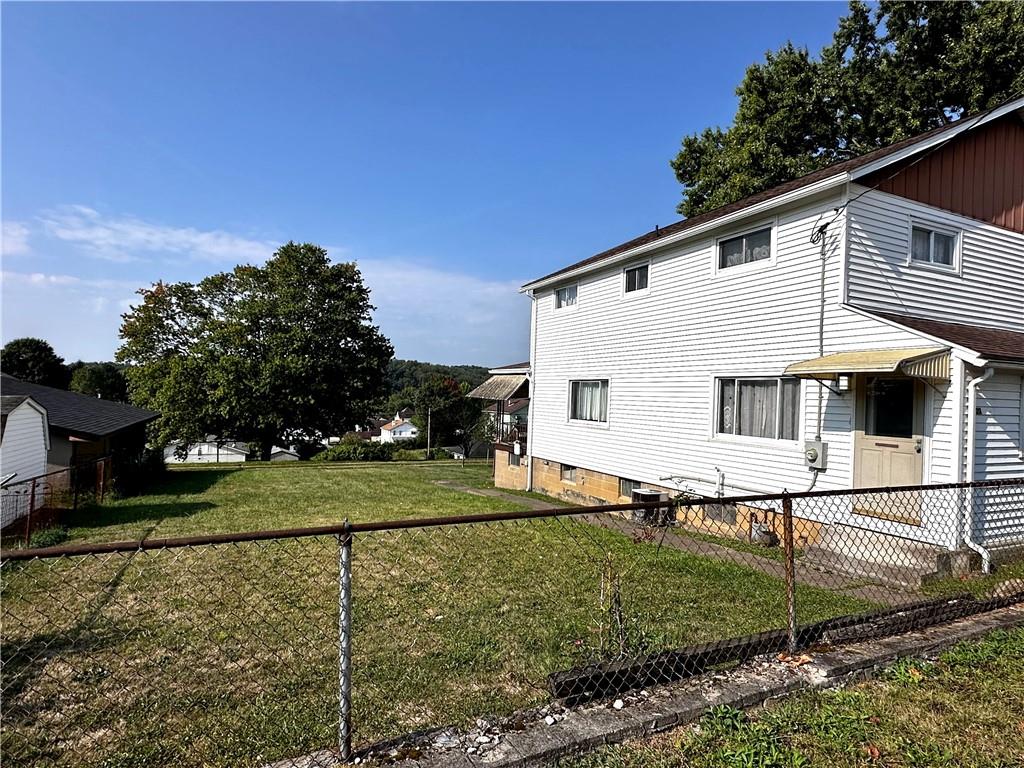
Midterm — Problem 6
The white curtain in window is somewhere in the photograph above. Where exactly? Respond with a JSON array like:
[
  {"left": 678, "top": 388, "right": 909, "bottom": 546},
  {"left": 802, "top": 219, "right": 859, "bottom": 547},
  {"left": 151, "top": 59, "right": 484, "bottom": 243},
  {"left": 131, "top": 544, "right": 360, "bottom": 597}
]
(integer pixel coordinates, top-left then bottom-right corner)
[
  {"left": 572, "top": 380, "right": 607, "bottom": 421},
  {"left": 737, "top": 380, "right": 777, "bottom": 438},
  {"left": 779, "top": 379, "right": 801, "bottom": 440}
]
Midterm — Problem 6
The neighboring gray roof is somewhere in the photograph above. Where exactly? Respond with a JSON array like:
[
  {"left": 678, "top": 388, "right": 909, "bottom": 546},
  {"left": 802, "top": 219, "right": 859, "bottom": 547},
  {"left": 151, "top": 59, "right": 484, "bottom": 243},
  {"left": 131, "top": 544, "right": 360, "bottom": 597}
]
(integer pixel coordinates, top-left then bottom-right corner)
[
  {"left": 0, "top": 395, "right": 30, "bottom": 416},
  {"left": 0, "top": 374, "right": 158, "bottom": 439}
]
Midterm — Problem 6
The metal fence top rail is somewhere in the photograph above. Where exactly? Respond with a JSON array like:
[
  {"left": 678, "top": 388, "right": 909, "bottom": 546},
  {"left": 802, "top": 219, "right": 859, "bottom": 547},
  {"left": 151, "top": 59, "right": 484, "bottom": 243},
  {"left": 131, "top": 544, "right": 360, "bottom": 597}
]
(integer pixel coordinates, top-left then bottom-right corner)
[
  {"left": 1, "top": 455, "right": 113, "bottom": 490},
  {"left": 2, "top": 476, "right": 1022, "bottom": 562}
]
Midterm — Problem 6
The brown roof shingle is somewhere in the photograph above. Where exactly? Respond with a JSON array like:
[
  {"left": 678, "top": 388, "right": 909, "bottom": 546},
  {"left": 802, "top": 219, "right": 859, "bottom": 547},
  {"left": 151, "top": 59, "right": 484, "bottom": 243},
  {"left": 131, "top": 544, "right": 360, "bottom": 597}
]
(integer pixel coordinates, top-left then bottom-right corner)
[{"left": 872, "top": 312, "right": 1024, "bottom": 363}]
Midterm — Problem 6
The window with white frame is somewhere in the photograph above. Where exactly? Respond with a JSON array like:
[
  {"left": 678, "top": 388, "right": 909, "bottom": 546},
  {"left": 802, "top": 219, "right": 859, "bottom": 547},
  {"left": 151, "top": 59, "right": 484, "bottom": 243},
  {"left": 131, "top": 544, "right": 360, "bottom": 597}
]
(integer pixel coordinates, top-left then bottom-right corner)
[
  {"left": 910, "top": 224, "right": 957, "bottom": 267},
  {"left": 619, "top": 478, "right": 641, "bottom": 498},
  {"left": 555, "top": 284, "right": 578, "bottom": 308},
  {"left": 569, "top": 379, "right": 609, "bottom": 422},
  {"left": 716, "top": 377, "right": 801, "bottom": 440},
  {"left": 561, "top": 464, "right": 577, "bottom": 482},
  {"left": 718, "top": 227, "right": 772, "bottom": 269},
  {"left": 624, "top": 264, "right": 649, "bottom": 293}
]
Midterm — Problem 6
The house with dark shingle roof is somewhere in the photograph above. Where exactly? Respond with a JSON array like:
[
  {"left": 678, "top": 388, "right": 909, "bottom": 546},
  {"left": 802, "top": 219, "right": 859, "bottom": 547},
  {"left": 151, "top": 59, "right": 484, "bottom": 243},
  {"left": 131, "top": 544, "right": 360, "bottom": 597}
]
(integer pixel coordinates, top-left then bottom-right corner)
[
  {"left": 507, "top": 95, "right": 1024, "bottom": 579},
  {"left": 0, "top": 374, "right": 158, "bottom": 472}
]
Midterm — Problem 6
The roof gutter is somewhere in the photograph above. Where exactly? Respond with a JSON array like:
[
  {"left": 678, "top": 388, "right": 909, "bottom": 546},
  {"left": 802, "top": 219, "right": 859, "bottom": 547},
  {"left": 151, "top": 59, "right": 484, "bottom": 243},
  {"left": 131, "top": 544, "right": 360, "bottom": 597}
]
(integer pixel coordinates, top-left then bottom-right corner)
[{"left": 521, "top": 173, "right": 849, "bottom": 293}]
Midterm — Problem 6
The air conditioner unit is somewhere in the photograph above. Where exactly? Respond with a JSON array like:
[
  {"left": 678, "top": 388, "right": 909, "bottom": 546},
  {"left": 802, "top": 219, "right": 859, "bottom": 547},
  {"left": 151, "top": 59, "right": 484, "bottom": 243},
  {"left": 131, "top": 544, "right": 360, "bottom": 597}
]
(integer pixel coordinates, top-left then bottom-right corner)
[{"left": 631, "top": 489, "right": 673, "bottom": 526}]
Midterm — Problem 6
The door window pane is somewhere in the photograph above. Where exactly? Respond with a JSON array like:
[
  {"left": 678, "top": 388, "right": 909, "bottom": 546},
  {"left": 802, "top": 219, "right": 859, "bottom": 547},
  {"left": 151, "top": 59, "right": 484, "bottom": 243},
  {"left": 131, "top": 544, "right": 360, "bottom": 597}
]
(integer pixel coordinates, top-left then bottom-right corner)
[{"left": 866, "top": 378, "right": 915, "bottom": 438}]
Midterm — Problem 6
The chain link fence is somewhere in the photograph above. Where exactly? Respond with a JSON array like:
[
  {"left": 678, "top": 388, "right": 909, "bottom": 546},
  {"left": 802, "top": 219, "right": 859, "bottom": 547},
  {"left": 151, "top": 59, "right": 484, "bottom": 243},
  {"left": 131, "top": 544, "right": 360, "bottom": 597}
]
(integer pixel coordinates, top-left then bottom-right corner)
[
  {"left": 2, "top": 478, "right": 1022, "bottom": 767},
  {"left": 0, "top": 457, "right": 112, "bottom": 543}
]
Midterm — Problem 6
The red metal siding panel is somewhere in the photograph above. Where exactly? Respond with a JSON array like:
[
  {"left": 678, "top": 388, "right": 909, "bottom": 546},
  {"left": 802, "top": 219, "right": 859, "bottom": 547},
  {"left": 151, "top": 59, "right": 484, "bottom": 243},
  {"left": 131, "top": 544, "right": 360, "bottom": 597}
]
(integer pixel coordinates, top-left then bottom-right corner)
[{"left": 864, "top": 115, "right": 1024, "bottom": 234}]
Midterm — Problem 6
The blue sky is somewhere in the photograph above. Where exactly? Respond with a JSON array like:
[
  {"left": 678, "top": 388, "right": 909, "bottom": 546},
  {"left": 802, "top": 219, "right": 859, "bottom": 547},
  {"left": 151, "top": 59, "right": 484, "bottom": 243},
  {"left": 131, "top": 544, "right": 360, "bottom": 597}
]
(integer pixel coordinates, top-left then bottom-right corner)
[{"left": 1, "top": 1, "right": 845, "bottom": 366}]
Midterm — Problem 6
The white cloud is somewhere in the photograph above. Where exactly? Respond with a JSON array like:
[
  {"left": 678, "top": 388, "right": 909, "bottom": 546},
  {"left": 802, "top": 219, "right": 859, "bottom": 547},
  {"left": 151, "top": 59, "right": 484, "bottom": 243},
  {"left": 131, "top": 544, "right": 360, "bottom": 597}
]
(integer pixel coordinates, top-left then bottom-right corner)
[
  {"left": 38, "top": 205, "right": 278, "bottom": 264},
  {"left": 1, "top": 270, "right": 142, "bottom": 361},
  {"left": 1, "top": 221, "right": 31, "bottom": 256},
  {"left": 357, "top": 259, "right": 530, "bottom": 365}
]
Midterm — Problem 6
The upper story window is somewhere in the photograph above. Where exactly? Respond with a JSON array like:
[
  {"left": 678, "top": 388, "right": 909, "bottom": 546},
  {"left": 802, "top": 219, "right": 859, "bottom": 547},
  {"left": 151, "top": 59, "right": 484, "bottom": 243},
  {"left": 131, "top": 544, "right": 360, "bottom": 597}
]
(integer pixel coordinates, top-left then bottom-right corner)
[
  {"left": 717, "top": 377, "right": 801, "bottom": 441},
  {"left": 910, "top": 225, "right": 957, "bottom": 268},
  {"left": 719, "top": 227, "right": 772, "bottom": 269},
  {"left": 624, "top": 264, "right": 649, "bottom": 293},
  {"left": 569, "top": 379, "right": 609, "bottom": 423},
  {"left": 555, "top": 284, "right": 578, "bottom": 308}
]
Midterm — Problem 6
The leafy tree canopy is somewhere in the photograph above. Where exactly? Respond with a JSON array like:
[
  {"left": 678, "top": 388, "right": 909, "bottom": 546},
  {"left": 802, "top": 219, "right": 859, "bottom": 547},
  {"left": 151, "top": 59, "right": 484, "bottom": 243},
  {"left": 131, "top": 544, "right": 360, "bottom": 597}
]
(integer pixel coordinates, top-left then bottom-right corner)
[
  {"left": 1, "top": 338, "right": 70, "bottom": 388},
  {"left": 117, "top": 243, "right": 394, "bottom": 459},
  {"left": 68, "top": 362, "right": 128, "bottom": 402},
  {"left": 411, "top": 374, "right": 483, "bottom": 454},
  {"left": 386, "top": 359, "right": 489, "bottom": 395},
  {"left": 671, "top": 0, "right": 1024, "bottom": 217}
]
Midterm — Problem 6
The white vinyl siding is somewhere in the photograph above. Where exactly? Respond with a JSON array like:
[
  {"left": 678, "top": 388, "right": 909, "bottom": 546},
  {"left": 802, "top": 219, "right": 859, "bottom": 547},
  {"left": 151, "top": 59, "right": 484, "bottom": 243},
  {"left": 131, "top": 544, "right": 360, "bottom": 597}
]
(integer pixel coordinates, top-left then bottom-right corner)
[
  {"left": 0, "top": 402, "right": 48, "bottom": 485},
  {"left": 846, "top": 189, "right": 1024, "bottom": 330},
  {"left": 530, "top": 193, "right": 941, "bottom": 505},
  {"left": 971, "top": 371, "right": 1024, "bottom": 547}
]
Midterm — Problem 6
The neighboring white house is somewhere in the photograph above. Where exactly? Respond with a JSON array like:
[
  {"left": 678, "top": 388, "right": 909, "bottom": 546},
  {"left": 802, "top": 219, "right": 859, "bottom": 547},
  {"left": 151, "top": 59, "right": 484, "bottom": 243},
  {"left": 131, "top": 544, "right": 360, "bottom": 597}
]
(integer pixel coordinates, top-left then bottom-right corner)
[
  {"left": 164, "top": 439, "right": 250, "bottom": 464},
  {"left": 1, "top": 395, "right": 51, "bottom": 528},
  {"left": 491, "top": 96, "right": 1024, "bottom": 575},
  {"left": 1, "top": 396, "right": 50, "bottom": 487},
  {"left": 375, "top": 415, "right": 419, "bottom": 443}
]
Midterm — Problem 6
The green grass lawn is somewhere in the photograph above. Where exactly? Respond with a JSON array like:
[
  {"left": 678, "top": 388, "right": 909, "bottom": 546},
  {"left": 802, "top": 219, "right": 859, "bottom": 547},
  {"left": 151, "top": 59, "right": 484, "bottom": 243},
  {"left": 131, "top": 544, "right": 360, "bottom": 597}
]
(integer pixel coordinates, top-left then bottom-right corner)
[
  {"left": 559, "top": 627, "right": 1024, "bottom": 768},
  {"left": 2, "top": 463, "right": 878, "bottom": 767}
]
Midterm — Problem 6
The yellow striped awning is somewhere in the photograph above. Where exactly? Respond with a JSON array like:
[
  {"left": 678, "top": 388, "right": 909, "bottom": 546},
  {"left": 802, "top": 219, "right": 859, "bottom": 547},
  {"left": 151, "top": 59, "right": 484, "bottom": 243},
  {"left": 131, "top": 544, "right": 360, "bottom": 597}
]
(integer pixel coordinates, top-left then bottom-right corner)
[{"left": 784, "top": 347, "right": 950, "bottom": 380}]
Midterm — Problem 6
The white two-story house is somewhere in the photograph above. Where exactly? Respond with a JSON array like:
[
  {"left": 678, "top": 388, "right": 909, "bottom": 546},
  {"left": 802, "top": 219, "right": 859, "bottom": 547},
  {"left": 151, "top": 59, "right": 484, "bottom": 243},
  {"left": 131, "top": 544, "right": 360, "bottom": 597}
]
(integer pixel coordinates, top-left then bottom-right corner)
[{"left": 497, "top": 97, "right": 1024, "bottom": 575}]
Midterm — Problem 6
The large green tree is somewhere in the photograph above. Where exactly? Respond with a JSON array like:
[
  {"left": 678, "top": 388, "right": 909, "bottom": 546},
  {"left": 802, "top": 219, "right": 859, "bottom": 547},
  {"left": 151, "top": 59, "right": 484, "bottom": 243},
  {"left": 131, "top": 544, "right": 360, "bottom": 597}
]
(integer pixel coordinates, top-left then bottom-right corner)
[
  {"left": 68, "top": 362, "right": 128, "bottom": 402},
  {"left": 671, "top": 1, "right": 1024, "bottom": 217},
  {"left": 1, "top": 338, "right": 70, "bottom": 388},
  {"left": 118, "top": 243, "right": 394, "bottom": 459}
]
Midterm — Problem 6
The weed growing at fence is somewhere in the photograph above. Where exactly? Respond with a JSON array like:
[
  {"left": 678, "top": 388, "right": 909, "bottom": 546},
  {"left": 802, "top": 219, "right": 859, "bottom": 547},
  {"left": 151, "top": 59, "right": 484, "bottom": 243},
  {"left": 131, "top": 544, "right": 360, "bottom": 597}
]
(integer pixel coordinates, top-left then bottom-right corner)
[{"left": 558, "top": 628, "right": 1024, "bottom": 768}]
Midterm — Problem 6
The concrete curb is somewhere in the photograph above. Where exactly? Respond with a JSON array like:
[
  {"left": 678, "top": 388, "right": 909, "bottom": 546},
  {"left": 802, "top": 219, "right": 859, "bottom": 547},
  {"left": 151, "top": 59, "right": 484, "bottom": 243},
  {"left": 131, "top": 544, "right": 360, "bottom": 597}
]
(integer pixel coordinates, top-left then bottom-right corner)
[{"left": 395, "top": 604, "right": 1023, "bottom": 768}]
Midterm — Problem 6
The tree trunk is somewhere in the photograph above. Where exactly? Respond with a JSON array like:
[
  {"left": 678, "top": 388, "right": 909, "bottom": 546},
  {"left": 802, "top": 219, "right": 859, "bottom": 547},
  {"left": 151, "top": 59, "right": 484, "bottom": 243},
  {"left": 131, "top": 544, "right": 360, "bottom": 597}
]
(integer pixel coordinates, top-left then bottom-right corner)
[{"left": 259, "top": 438, "right": 273, "bottom": 462}]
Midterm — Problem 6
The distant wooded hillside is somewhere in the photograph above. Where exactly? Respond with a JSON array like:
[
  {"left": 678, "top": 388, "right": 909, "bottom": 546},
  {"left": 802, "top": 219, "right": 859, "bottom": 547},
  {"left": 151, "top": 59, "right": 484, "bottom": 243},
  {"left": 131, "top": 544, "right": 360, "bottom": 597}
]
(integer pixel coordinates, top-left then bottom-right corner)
[{"left": 386, "top": 359, "right": 490, "bottom": 393}]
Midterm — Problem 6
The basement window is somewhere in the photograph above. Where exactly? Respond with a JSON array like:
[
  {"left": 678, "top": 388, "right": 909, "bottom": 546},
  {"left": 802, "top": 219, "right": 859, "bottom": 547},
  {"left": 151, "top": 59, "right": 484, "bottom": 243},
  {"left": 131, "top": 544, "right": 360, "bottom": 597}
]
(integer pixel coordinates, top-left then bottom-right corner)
[
  {"left": 619, "top": 478, "right": 641, "bottom": 498},
  {"left": 508, "top": 452, "right": 521, "bottom": 467},
  {"left": 561, "top": 464, "right": 577, "bottom": 483}
]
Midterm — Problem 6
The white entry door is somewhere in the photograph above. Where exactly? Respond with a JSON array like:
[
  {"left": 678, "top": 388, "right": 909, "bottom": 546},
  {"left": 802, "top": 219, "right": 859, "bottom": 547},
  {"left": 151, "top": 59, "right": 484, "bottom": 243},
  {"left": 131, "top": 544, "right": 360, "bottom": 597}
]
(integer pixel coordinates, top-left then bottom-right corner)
[{"left": 854, "top": 377, "right": 924, "bottom": 523}]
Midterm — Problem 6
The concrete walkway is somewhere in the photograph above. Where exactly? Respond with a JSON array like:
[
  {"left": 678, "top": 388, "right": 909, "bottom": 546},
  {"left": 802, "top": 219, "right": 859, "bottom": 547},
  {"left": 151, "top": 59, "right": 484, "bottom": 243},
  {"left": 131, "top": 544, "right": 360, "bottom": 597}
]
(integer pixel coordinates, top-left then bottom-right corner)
[{"left": 436, "top": 481, "right": 911, "bottom": 606}]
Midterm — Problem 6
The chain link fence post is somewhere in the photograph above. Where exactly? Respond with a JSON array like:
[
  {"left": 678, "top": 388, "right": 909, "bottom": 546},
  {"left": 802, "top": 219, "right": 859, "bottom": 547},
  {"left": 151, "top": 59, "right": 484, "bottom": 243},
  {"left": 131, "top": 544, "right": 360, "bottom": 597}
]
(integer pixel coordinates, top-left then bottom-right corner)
[
  {"left": 337, "top": 520, "right": 354, "bottom": 762},
  {"left": 782, "top": 493, "right": 797, "bottom": 655}
]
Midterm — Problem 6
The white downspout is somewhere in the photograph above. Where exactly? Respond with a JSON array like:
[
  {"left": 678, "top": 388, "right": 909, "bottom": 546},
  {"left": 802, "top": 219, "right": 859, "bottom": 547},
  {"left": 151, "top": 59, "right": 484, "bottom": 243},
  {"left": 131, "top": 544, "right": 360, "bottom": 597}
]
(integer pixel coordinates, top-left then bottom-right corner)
[
  {"left": 964, "top": 366, "right": 994, "bottom": 572},
  {"left": 525, "top": 292, "right": 538, "bottom": 492}
]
